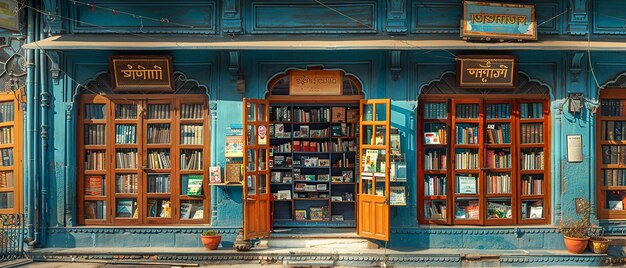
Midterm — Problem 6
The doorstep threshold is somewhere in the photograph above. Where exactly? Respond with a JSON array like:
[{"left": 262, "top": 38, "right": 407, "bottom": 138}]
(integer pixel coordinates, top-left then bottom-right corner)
[{"left": 271, "top": 227, "right": 358, "bottom": 238}]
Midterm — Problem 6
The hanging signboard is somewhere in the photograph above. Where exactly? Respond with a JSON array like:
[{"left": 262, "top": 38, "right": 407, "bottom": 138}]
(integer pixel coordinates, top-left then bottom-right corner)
[
  {"left": 110, "top": 56, "right": 174, "bottom": 92},
  {"left": 0, "top": 1, "right": 19, "bottom": 32},
  {"left": 290, "top": 70, "right": 342, "bottom": 95},
  {"left": 457, "top": 55, "right": 517, "bottom": 88},
  {"left": 461, "top": 1, "right": 536, "bottom": 41}
]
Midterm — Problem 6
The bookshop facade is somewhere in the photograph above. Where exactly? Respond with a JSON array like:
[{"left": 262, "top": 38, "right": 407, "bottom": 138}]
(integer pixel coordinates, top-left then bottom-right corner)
[{"left": 19, "top": 0, "right": 626, "bottom": 252}]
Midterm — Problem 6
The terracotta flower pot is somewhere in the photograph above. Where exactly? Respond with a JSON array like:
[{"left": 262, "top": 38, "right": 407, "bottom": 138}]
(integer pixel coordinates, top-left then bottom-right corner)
[
  {"left": 588, "top": 237, "right": 609, "bottom": 254},
  {"left": 201, "top": 235, "right": 222, "bottom": 250},
  {"left": 563, "top": 236, "right": 589, "bottom": 254}
]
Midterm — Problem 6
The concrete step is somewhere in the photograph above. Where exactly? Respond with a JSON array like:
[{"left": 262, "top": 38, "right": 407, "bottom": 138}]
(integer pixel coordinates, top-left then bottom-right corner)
[{"left": 267, "top": 237, "right": 378, "bottom": 249}]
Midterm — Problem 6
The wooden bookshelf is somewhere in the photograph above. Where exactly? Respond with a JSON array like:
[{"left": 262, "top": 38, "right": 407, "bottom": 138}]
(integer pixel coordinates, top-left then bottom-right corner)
[
  {"left": 77, "top": 94, "right": 209, "bottom": 225},
  {"left": 418, "top": 97, "right": 550, "bottom": 225},
  {"left": 268, "top": 103, "right": 358, "bottom": 225},
  {"left": 0, "top": 92, "right": 22, "bottom": 215},
  {"left": 597, "top": 89, "right": 626, "bottom": 219}
]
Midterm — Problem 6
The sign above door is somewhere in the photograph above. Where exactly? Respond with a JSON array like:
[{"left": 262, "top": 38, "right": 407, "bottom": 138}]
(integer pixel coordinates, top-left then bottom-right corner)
[
  {"left": 289, "top": 70, "right": 342, "bottom": 96},
  {"left": 461, "top": 1, "right": 537, "bottom": 41},
  {"left": 456, "top": 55, "right": 517, "bottom": 88},
  {"left": 110, "top": 55, "right": 174, "bottom": 92}
]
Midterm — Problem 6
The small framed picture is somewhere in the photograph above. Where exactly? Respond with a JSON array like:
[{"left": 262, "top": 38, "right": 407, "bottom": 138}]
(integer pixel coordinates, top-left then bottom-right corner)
[
  {"left": 332, "top": 176, "right": 343, "bottom": 182},
  {"left": 295, "top": 183, "right": 306, "bottom": 190},
  {"left": 316, "top": 184, "right": 327, "bottom": 191},
  {"left": 318, "top": 174, "right": 330, "bottom": 181},
  {"left": 318, "top": 159, "right": 330, "bottom": 167},
  {"left": 342, "top": 171, "right": 353, "bottom": 182},
  {"left": 282, "top": 176, "right": 293, "bottom": 183},
  {"left": 332, "top": 215, "right": 344, "bottom": 221},
  {"left": 305, "top": 185, "right": 317, "bottom": 191},
  {"left": 331, "top": 196, "right": 343, "bottom": 201},
  {"left": 319, "top": 193, "right": 328, "bottom": 198}
]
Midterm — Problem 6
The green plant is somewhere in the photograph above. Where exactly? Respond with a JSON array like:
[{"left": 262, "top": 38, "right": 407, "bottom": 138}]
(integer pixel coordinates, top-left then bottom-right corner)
[
  {"left": 557, "top": 197, "right": 591, "bottom": 238},
  {"left": 202, "top": 230, "right": 218, "bottom": 236}
]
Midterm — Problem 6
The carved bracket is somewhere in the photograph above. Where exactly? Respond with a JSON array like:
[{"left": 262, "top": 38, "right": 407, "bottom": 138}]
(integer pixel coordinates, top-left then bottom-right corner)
[
  {"left": 568, "top": 0, "right": 588, "bottom": 36},
  {"left": 223, "top": 0, "right": 242, "bottom": 34},
  {"left": 385, "top": 0, "right": 407, "bottom": 33},
  {"left": 569, "top": 52, "right": 584, "bottom": 83},
  {"left": 48, "top": 51, "right": 62, "bottom": 85},
  {"left": 390, "top": 51, "right": 402, "bottom": 81},
  {"left": 228, "top": 51, "right": 240, "bottom": 78},
  {"left": 42, "top": 0, "right": 63, "bottom": 34}
]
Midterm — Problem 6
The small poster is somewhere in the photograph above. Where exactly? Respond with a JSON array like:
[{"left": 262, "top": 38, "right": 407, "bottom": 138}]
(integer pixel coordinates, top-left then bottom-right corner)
[
  {"left": 225, "top": 135, "right": 243, "bottom": 157},
  {"left": 424, "top": 132, "right": 440, "bottom": 144},
  {"left": 390, "top": 186, "right": 406, "bottom": 206},
  {"left": 567, "top": 135, "right": 582, "bottom": 163},
  {"left": 258, "top": 125, "right": 267, "bottom": 145},
  {"left": 458, "top": 176, "right": 477, "bottom": 194},
  {"left": 209, "top": 166, "right": 222, "bottom": 184}
]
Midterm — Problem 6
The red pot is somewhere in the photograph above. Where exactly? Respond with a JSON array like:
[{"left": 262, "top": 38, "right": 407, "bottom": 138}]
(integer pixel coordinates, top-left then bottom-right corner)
[
  {"left": 563, "top": 236, "right": 589, "bottom": 254},
  {"left": 201, "top": 235, "right": 222, "bottom": 250}
]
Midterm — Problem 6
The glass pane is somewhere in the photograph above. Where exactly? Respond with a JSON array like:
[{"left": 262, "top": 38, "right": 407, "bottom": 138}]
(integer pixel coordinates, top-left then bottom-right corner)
[
  {"left": 361, "top": 173, "right": 373, "bottom": 195},
  {"left": 0, "top": 148, "right": 13, "bottom": 167},
  {"left": 455, "top": 198, "right": 479, "bottom": 219},
  {"left": 486, "top": 103, "right": 511, "bottom": 119},
  {"left": 247, "top": 150, "right": 256, "bottom": 171},
  {"left": 375, "top": 125, "right": 386, "bottom": 145},
  {"left": 181, "top": 174, "right": 204, "bottom": 196},
  {"left": 456, "top": 104, "right": 479, "bottom": 119},
  {"left": 147, "top": 174, "right": 171, "bottom": 193},
  {"left": 85, "top": 150, "right": 106, "bottom": 170},
  {"left": 521, "top": 199, "right": 544, "bottom": 219},
  {"left": 424, "top": 175, "right": 446, "bottom": 196},
  {"left": 375, "top": 174, "right": 385, "bottom": 196},
  {"left": 487, "top": 198, "right": 512, "bottom": 219},
  {"left": 605, "top": 191, "right": 626, "bottom": 211},
  {"left": 601, "top": 121, "right": 626, "bottom": 141},
  {"left": 257, "top": 103, "right": 267, "bottom": 121},
  {"left": 115, "top": 174, "right": 138, "bottom": 193},
  {"left": 455, "top": 149, "right": 479, "bottom": 170},
  {"left": 84, "top": 104, "right": 105, "bottom": 120},
  {"left": 520, "top": 123, "right": 543, "bottom": 144},
  {"left": 180, "top": 200, "right": 204, "bottom": 220},
  {"left": 84, "top": 124, "right": 106, "bottom": 145},
  {"left": 424, "top": 123, "right": 447, "bottom": 145},
  {"left": 180, "top": 124, "right": 203, "bottom": 145},
  {"left": 424, "top": 102, "right": 447, "bottom": 119},
  {"left": 522, "top": 174, "right": 544, "bottom": 195},
  {"left": 148, "top": 104, "right": 171, "bottom": 119},
  {"left": 147, "top": 199, "right": 171, "bottom": 218},
  {"left": 116, "top": 104, "right": 137, "bottom": 119},
  {"left": 0, "top": 192, "right": 13, "bottom": 209},
  {"left": 115, "top": 149, "right": 138, "bottom": 169},
  {"left": 486, "top": 148, "right": 511, "bottom": 169},
  {"left": 148, "top": 149, "right": 171, "bottom": 169},
  {"left": 424, "top": 200, "right": 447, "bottom": 219},
  {"left": 486, "top": 173, "right": 511, "bottom": 194},
  {"left": 115, "top": 124, "right": 137, "bottom": 144},
  {"left": 271, "top": 106, "right": 291, "bottom": 122},
  {"left": 455, "top": 123, "right": 479, "bottom": 144},
  {"left": 247, "top": 125, "right": 256, "bottom": 145},
  {"left": 520, "top": 102, "right": 544, "bottom": 119},
  {"left": 0, "top": 171, "right": 14, "bottom": 188},
  {"left": 180, "top": 149, "right": 202, "bottom": 170},
  {"left": 486, "top": 123, "right": 511, "bottom": 144},
  {"left": 84, "top": 175, "right": 105, "bottom": 196},
  {"left": 424, "top": 148, "right": 447, "bottom": 170},
  {"left": 247, "top": 102, "right": 256, "bottom": 121},
  {"left": 258, "top": 149, "right": 267, "bottom": 171},
  {"left": 116, "top": 198, "right": 138, "bottom": 218},
  {"left": 258, "top": 175, "right": 268, "bottom": 194},
  {"left": 247, "top": 175, "right": 257, "bottom": 196},
  {"left": 375, "top": 103, "right": 387, "bottom": 121},
  {"left": 362, "top": 104, "right": 373, "bottom": 121},
  {"left": 181, "top": 103, "right": 203, "bottom": 119},
  {"left": 148, "top": 124, "right": 171, "bottom": 144},
  {"left": 361, "top": 125, "right": 373, "bottom": 145},
  {"left": 84, "top": 200, "right": 106, "bottom": 220},
  {"left": 456, "top": 173, "right": 479, "bottom": 194},
  {"left": 520, "top": 148, "right": 544, "bottom": 170},
  {"left": 362, "top": 149, "right": 386, "bottom": 173}
]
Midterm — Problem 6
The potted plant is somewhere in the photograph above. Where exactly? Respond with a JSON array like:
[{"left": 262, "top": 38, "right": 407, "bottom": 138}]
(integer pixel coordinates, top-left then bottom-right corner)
[
  {"left": 588, "top": 226, "right": 609, "bottom": 254},
  {"left": 201, "top": 230, "right": 222, "bottom": 250},
  {"left": 557, "top": 198, "right": 591, "bottom": 254}
]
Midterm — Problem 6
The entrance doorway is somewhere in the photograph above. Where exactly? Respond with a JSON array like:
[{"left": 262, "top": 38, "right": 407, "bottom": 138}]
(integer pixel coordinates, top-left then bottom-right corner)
[{"left": 242, "top": 69, "right": 392, "bottom": 242}]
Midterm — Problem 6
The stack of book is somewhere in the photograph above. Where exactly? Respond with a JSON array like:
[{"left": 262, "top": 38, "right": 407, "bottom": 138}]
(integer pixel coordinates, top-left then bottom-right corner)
[
  {"left": 520, "top": 123, "right": 543, "bottom": 144},
  {"left": 601, "top": 100, "right": 626, "bottom": 116},
  {"left": 147, "top": 124, "right": 171, "bottom": 144},
  {"left": 115, "top": 149, "right": 137, "bottom": 169},
  {"left": 487, "top": 174, "right": 511, "bottom": 194},
  {"left": 180, "top": 125, "right": 203, "bottom": 144},
  {"left": 115, "top": 125, "right": 137, "bottom": 144},
  {"left": 116, "top": 174, "right": 138, "bottom": 193},
  {"left": 181, "top": 104, "right": 203, "bottom": 119},
  {"left": 520, "top": 103, "right": 543, "bottom": 118},
  {"left": 521, "top": 150, "right": 544, "bottom": 170},
  {"left": 84, "top": 125, "right": 106, "bottom": 145},
  {"left": 424, "top": 103, "right": 447, "bottom": 119},
  {"left": 148, "top": 104, "right": 170, "bottom": 119}
]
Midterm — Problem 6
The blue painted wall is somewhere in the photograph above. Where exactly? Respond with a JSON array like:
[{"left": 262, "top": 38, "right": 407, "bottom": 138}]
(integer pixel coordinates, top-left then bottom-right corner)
[{"left": 22, "top": 0, "right": 626, "bottom": 249}]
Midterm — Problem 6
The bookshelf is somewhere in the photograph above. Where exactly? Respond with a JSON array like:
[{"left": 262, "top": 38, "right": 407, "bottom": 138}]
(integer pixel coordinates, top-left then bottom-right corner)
[
  {"left": 77, "top": 95, "right": 209, "bottom": 225},
  {"left": 418, "top": 97, "right": 550, "bottom": 225},
  {"left": 597, "top": 89, "right": 626, "bottom": 219},
  {"left": 268, "top": 103, "right": 359, "bottom": 226},
  {"left": 0, "top": 92, "right": 22, "bottom": 214}
]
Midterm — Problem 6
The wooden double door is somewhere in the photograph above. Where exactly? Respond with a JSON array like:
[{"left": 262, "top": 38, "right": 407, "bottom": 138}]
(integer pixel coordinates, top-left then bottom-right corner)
[{"left": 242, "top": 98, "right": 392, "bottom": 241}]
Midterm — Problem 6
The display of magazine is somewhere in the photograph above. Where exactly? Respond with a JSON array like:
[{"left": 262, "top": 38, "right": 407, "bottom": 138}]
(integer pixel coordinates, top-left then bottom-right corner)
[
  {"left": 180, "top": 203, "right": 193, "bottom": 219},
  {"left": 209, "top": 166, "right": 221, "bottom": 184},
  {"left": 187, "top": 175, "right": 203, "bottom": 196}
]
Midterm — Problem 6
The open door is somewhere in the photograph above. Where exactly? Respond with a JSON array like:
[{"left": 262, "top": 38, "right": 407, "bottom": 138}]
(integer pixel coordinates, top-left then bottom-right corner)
[
  {"left": 357, "top": 99, "right": 391, "bottom": 241},
  {"left": 242, "top": 98, "right": 271, "bottom": 240}
]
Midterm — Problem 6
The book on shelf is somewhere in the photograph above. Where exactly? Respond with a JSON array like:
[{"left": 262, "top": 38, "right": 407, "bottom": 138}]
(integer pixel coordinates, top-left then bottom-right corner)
[
  {"left": 192, "top": 209, "right": 204, "bottom": 219},
  {"left": 180, "top": 125, "right": 204, "bottom": 145},
  {"left": 424, "top": 175, "right": 446, "bottom": 196},
  {"left": 115, "top": 149, "right": 138, "bottom": 169},
  {"left": 346, "top": 108, "right": 359, "bottom": 123},
  {"left": 520, "top": 102, "right": 543, "bottom": 119},
  {"left": 424, "top": 132, "right": 440, "bottom": 144},
  {"left": 148, "top": 151, "right": 171, "bottom": 169},
  {"left": 522, "top": 175, "right": 544, "bottom": 195},
  {"left": 486, "top": 149, "right": 511, "bottom": 169},
  {"left": 487, "top": 173, "right": 511, "bottom": 194},
  {"left": 331, "top": 107, "right": 346, "bottom": 123},
  {"left": 181, "top": 150, "right": 203, "bottom": 170},
  {"left": 424, "top": 103, "right": 447, "bottom": 119},
  {"left": 85, "top": 175, "right": 104, "bottom": 196},
  {"left": 332, "top": 215, "right": 344, "bottom": 221},
  {"left": 295, "top": 209, "right": 307, "bottom": 220},
  {"left": 465, "top": 200, "right": 480, "bottom": 219},
  {"left": 187, "top": 175, "right": 204, "bottom": 196},
  {"left": 85, "top": 150, "right": 106, "bottom": 170},
  {"left": 455, "top": 150, "right": 478, "bottom": 170},
  {"left": 521, "top": 150, "right": 544, "bottom": 170},
  {"left": 486, "top": 103, "right": 511, "bottom": 119},
  {"left": 148, "top": 104, "right": 171, "bottom": 119},
  {"left": 456, "top": 104, "right": 479, "bottom": 119},
  {"left": 116, "top": 174, "right": 138, "bottom": 193},
  {"left": 0, "top": 126, "right": 13, "bottom": 144},
  {"left": 180, "top": 203, "right": 193, "bottom": 219},
  {"left": 147, "top": 174, "right": 170, "bottom": 193},
  {"left": 209, "top": 166, "right": 222, "bottom": 184},
  {"left": 181, "top": 103, "right": 204, "bottom": 119},
  {"left": 364, "top": 149, "right": 379, "bottom": 172},
  {"left": 486, "top": 124, "right": 510, "bottom": 144},
  {"left": 530, "top": 206, "right": 543, "bottom": 218},
  {"left": 147, "top": 124, "right": 171, "bottom": 144},
  {"left": 116, "top": 104, "right": 137, "bottom": 119},
  {"left": 455, "top": 124, "right": 479, "bottom": 144},
  {"left": 116, "top": 200, "right": 133, "bottom": 218},
  {"left": 488, "top": 202, "right": 512, "bottom": 219},
  {"left": 115, "top": 125, "right": 137, "bottom": 144},
  {"left": 0, "top": 171, "right": 14, "bottom": 188},
  {"left": 520, "top": 123, "right": 543, "bottom": 144},
  {"left": 84, "top": 124, "right": 106, "bottom": 145},
  {"left": 277, "top": 190, "right": 291, "bottom": 200},
  {"left": 299, "top": 126, "right": 310, "bottom": 137},
  {"left": 84, "top": 104, "right": 105, "bottom": 120},
  {"left": 456, "top": 176, "right": 477, "bottom": 194},
  {"left": 424, "top": 150, "right": 446, "bottom": 170},
  {"left": 148, "top": 199, "right": 158, "bottom": 217}
]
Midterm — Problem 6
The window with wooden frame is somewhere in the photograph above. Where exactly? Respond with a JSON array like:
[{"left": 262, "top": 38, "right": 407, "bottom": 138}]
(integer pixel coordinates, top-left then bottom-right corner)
[
  {"left": 418, "top": 96, "right": 550, "bottom": 225},
  {"left": 597, "top": 89, "right": 626, "bottom": 219},
  {"left": 77, "top": 94, "right": 210, "bottom": 225},
  {"left": 0, "top": 92, "right": 22, "bottom": 214}
]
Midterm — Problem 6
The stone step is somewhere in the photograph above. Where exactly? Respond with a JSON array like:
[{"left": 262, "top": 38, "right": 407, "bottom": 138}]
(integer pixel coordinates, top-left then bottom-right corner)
[
  {"left": 606, "top": 236, "right": 626, "bottom": 246},
  {"left": 267, "top": 237, "right": 379, "bottom": 249}
]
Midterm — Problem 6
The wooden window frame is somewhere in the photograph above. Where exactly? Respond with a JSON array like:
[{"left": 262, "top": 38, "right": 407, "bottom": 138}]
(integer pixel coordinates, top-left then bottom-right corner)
[
  {"left": 77, "top": 94, "right": 210, "bottom": 225},
  {"left": 417, "top": 94, "right": 551, "bottom": 225},
  {"left": 0, "top": 92, "right": 22, "bottom": 214}
]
